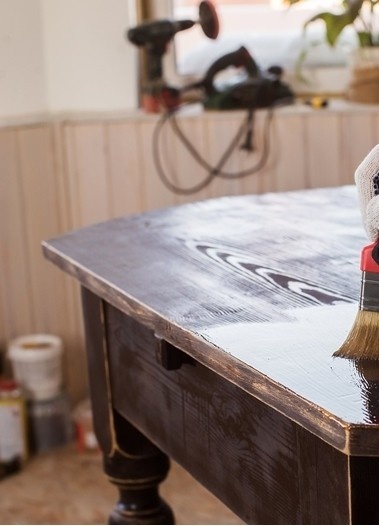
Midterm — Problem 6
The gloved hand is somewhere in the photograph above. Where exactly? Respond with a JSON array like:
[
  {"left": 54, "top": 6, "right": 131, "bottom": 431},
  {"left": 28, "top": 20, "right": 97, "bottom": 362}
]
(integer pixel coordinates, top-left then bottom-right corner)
[{"left": 355, "top": 144, "right": 379, "bottom": 241}]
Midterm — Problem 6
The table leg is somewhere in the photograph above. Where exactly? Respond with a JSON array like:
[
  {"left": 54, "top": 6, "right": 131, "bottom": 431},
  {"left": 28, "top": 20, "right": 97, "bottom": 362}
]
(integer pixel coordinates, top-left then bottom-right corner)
[
  {"left": 80, "top": 287, "right": 175, "bottom": 525},
  {"left": 105, "top": 413, "right": 174, "bottom": 525}
]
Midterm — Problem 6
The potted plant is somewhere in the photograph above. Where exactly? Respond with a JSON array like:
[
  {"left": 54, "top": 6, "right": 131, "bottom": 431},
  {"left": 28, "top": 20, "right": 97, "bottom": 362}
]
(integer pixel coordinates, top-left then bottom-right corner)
[{"left": 288, "top": 0, "right": 379, "bottom": 102}]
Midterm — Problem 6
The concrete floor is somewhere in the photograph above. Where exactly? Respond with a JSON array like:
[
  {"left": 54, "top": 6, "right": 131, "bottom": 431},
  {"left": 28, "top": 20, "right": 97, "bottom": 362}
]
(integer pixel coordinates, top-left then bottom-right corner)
[{"left": 0, "top": 442, "right": 243, "bottom": 525}]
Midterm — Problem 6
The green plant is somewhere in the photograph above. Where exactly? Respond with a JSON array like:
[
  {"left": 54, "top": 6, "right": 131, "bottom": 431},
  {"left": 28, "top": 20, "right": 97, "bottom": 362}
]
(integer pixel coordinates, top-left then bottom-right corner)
[{"left": 287, "top": 0, "right": 379, "bottom": 47}]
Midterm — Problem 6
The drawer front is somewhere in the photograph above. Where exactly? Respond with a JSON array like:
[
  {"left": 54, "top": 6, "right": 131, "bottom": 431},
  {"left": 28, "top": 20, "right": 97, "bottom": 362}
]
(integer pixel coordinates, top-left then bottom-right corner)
[{"left": 106, "top": 303, "right": 349, "bottom": 525}]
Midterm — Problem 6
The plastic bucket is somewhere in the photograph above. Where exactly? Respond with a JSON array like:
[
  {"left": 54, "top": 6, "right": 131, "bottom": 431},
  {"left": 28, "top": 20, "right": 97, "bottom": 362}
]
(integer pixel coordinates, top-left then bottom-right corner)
[{"left": 8, "top": 334, "right": 63, "bottom": 401}]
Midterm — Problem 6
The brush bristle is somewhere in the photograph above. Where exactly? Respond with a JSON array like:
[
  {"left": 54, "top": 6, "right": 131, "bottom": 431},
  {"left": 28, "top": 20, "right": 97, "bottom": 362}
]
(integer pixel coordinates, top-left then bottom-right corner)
[{"left": 334, "top": 310, "right": 379, "bottom": 360}]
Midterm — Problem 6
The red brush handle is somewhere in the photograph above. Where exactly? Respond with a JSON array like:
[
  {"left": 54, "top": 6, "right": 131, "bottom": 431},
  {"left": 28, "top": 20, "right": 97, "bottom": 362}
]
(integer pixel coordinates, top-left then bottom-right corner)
[{"left": 361, "top": 241, "right": 379, "bottom": 272}]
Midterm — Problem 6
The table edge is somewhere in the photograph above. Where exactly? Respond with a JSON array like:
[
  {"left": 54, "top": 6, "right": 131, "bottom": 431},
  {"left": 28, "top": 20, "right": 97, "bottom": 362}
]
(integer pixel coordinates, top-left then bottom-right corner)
[{"left": 42, "top": 240, "right": 379, "bottom": 456}]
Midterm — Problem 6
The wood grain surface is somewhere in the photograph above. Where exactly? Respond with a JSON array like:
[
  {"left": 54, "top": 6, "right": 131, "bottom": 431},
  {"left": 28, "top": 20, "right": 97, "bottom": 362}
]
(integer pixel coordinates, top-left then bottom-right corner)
[{"left": 42, "top": 186, "right": 379, "bottom": 454}]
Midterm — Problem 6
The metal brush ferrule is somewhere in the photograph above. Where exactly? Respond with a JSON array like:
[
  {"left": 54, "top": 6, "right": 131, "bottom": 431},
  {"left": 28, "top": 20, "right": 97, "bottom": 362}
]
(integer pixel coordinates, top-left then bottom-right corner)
[{"left": 360, "top": 271, "right": 379, "bottom": 312}]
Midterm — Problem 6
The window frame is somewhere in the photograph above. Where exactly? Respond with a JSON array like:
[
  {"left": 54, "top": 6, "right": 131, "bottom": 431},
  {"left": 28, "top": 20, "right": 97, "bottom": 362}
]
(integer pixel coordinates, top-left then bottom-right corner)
[{"left": 136, "top": 0, "right": 353, "bottom": 97}]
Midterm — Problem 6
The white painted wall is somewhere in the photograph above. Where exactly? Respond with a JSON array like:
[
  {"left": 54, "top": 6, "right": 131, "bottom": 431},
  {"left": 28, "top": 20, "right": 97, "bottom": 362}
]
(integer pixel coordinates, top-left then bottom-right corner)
[
  {"left": 0, "top": 0, "right": 47, "bottom": 119},
  {"left": 0, "top": 0, "right": 138, "bottom": 119},
  {"left": 41, "top": 0, "right": 138, "bottom": 114}
]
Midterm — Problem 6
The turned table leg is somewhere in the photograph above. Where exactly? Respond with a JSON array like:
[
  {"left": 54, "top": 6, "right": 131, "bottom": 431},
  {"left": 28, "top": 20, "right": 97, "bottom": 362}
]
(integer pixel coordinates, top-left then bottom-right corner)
[
  {"left": 80, "top": 288, "right": 175, "bottom": 525},
  {"left": 105, "top": 416, "right": 174, "bottom": 525}
]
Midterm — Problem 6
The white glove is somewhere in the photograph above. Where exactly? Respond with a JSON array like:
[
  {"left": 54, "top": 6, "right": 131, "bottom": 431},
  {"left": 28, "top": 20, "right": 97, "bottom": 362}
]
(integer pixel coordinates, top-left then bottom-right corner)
[{"left": 355, "top": 144, "right": 379, "bottom": 241}]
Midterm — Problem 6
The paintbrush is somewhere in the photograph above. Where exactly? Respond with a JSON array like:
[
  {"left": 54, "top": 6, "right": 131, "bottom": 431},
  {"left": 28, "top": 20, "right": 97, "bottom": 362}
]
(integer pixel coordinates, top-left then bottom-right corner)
[{"left": 334, "top": 240, "right": 379, "bottom": 360}]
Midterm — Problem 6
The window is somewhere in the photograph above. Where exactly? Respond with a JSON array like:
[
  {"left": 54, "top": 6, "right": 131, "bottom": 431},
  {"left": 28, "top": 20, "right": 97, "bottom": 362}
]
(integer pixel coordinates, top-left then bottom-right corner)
[{"left": 143, "top": 1, "right": 359, "bottom": 95}]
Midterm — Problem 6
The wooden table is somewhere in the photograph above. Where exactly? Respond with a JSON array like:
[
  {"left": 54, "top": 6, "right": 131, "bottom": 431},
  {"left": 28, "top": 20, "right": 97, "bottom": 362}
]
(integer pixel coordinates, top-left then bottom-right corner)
[{"left": 43, "top": 186, "right": 379, "bottom": 525}]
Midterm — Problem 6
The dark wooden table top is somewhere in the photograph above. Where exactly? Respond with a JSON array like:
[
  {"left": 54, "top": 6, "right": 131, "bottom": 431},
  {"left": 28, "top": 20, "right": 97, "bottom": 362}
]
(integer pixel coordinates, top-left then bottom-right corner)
[{"left": 43, "top": 185, "right": 379, "bottom": 456}]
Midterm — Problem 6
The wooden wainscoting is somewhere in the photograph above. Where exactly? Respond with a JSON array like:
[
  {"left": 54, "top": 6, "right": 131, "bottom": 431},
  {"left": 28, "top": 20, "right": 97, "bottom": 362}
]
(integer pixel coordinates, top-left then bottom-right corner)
[{"left": 1, "top": 102, "right": 378, "bottom": 403}]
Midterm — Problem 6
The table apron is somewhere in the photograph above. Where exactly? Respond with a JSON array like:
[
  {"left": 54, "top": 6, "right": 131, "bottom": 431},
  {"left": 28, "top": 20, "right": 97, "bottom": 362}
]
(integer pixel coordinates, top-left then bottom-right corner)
[{"left": 106, "top": 302, "right": 351, "bottom": 525}]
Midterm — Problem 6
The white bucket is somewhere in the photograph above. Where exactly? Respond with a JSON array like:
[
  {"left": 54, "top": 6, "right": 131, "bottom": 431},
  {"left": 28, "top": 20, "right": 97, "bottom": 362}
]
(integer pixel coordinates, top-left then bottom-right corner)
[{"left": 8, "top": 334, "right": 63, "bottom": 401}]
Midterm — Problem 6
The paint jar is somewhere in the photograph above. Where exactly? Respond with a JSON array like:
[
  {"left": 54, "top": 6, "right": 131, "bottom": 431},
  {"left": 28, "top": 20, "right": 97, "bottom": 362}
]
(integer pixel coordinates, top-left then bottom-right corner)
[
  {"left": 0, "top": 378, "right": 27, "bottom": 479},
  {"left": 8, "top": 334, "right": 63, "bottom": 400},
  {"left": 28, "top": 391, "right": 73, "bottom": 454}
]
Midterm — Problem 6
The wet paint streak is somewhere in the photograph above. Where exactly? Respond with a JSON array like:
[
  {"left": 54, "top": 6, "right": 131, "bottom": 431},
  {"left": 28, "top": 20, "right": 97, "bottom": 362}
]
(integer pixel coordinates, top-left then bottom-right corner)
[{"left": 190, "top": 242, "right": 354, "bottom": 307}]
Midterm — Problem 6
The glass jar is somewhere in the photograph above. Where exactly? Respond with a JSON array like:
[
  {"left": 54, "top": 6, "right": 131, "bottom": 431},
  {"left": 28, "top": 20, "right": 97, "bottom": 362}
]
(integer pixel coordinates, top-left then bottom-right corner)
[{"left": 0, "top": 378, "right": 27, "bottom": 479}]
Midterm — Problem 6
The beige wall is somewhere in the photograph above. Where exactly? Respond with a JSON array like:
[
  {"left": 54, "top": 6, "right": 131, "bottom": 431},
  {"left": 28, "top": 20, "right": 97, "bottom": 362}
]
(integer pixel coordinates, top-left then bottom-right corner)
[
  {"left": 0, "top": 0, "right": 47, "bottom": 118},
  {"left": 0, "top": 0, "right": 138, "bottom": 120},
  {"left": 41, "top": 0, "right": 138, "bottom": 113}
]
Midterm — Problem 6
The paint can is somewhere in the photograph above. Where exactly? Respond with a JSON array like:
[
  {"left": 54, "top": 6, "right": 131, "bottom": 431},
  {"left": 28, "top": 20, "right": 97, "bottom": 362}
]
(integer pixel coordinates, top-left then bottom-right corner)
[
  {"left": 0, "top": 378, "right": 27, "bottom": 479},
  {"left": 8, "top": 334, "right": 63, "bottom": 400},
  {"left": 28, "top": 391, "right": 73, "bottom": 454}
]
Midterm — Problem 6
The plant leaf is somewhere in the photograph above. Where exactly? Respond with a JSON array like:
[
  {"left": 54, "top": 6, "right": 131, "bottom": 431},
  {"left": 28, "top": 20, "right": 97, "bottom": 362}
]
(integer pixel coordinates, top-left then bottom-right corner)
[
  {"left": 304, "top": 0, "right": 364, "bottom": 46},
  {"left": 305, "top": 12, "right": 356, "bottom": 45}
]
